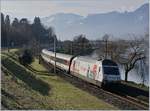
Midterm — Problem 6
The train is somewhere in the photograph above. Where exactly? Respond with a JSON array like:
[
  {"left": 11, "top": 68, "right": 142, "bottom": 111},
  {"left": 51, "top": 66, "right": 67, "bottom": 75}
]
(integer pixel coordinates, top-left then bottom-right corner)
[{"left": 41, "top": 49, "right": 121, "bottom": 86}]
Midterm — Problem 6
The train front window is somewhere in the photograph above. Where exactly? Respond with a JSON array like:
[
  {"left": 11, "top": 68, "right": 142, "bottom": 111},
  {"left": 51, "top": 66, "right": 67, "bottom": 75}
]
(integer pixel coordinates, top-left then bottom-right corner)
[
  {"left": 102, "top": 59, "right": 119, "bottom": 75},
  {"left": 103, "top": 66, "right": 119, "bottom": 75}
]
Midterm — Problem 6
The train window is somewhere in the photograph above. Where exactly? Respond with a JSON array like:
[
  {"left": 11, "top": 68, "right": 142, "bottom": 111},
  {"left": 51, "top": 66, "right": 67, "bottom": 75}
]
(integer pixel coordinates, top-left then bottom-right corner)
[
  {"left": 102, "top": 59, "right": 117, "bottom": 66},
  {"left": 42, "top": 53, "right": 69, "bottom": 65},
  {"left": 42, "top": 54, "right": 49, "bottom": 58},
  {"left": 56, "top": 58, "right": 68, "bottom": 65},
  {"left": 103, "top": 66, "right": 119, "bottom": 75},
  {"left": 102, "top": 59, "right": 119, "bottom": 75}
]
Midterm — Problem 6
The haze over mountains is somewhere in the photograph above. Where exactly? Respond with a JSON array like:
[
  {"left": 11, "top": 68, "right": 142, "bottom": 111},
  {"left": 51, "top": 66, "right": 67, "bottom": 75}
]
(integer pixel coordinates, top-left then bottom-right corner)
[{"left": 41, "top": 3, "right": 149, "bottom": 40}]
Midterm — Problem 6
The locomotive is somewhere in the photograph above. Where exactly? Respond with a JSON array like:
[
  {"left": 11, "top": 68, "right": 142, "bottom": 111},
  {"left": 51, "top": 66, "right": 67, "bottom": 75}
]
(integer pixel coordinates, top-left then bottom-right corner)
[{"left": 41, "top": 49, "right": 121, "bottom": 86}]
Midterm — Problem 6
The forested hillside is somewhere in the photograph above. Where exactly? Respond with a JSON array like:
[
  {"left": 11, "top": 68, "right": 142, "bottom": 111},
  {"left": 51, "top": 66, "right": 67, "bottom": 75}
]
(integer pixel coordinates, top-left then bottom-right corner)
[{"left": 1, "top": 13, "right": 56, "bottom": 48}]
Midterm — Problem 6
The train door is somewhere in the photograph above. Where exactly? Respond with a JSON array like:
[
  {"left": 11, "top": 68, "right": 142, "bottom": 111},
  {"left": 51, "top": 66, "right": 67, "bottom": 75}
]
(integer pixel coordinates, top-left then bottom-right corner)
[{"left": 95, "top": 61, "right": 103, "bottom": 82}]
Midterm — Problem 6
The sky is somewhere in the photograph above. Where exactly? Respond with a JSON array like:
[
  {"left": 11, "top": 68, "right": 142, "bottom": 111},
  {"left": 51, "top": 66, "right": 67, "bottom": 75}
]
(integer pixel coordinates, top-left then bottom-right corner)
[{"left": 1, "top": 0, "right": 148, "bottom": 21}]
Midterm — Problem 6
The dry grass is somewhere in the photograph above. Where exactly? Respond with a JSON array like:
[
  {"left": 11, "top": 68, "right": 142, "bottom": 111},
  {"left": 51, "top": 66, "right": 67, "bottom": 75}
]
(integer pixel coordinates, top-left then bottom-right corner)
[{"left": 1, "top": 51, "right": 117, "bottom": 110}]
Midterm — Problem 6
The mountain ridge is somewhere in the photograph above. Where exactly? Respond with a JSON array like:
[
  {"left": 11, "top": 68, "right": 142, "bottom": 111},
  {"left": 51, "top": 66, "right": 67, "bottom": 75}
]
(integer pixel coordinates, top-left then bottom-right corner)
[{"left": 41, "top": 3, "right": 149, "bottom": 40}]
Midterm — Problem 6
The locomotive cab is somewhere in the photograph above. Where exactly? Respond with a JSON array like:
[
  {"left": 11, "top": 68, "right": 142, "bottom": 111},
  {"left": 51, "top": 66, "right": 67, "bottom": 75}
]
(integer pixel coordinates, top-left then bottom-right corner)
[{"left": 102, "top": 59, "right": 121, "bottom": 84}]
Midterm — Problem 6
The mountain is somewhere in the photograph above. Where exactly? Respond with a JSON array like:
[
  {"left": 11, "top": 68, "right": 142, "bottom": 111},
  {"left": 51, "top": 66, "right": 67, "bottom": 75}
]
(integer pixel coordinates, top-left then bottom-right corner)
[{"left": 41, "top": 4, "right": 149, "bottom": 40}]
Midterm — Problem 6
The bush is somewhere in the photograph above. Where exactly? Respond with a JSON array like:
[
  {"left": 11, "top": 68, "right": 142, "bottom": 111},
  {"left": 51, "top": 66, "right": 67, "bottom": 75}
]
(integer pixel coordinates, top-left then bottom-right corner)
[{"left": 19, "top": 49, "right": 34, "bottom": 66}]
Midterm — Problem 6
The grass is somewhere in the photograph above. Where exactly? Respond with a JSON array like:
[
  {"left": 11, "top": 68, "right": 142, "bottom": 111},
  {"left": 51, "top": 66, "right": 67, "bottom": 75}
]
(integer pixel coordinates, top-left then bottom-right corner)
[
  {"left": 30, "top": 59, "right": 47, "bottom": 72},
  {"left": 2, "top": 55, "right": 50, "bottom": 95},
  {"left": 1, "top": 66, "right": 52, "bottom": 109},
  {"left": 1, "top": 52, "right": 117, "bottom": 110},
  {"left": 2, "top": 48, "right": 19, "bottom": 53}
]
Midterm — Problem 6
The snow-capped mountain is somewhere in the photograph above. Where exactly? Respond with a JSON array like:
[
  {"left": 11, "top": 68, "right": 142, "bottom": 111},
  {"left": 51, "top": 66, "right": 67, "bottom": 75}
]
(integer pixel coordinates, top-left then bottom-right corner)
[{"left": 41, "top": 4, "right": 149, "bottom": 40}]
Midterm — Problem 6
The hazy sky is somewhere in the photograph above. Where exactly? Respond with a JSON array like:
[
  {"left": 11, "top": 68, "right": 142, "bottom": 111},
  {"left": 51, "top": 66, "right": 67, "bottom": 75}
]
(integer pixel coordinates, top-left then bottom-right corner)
[{"left": 1, "top": 0, "right": 148, "bottom": 20}]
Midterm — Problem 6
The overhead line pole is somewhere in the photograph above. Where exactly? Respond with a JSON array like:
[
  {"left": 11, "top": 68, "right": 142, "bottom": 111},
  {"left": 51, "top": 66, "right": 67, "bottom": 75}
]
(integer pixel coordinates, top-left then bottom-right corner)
[
  {"left": 54, "top": 35, "right": 56, "bottom": 74},
  {"left": 71, "top": 41, "right": 73, "bottom": 55},
  {"left": 106, "top": 39, "right": 108, "bottom": 59},
  {"left": 6, "top": 27, "right": 10, "bottom": 52}
]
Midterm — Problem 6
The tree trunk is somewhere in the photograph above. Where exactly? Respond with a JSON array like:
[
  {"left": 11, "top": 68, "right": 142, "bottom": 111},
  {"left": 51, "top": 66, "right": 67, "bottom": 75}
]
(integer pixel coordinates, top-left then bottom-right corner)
[
  {"left": 39, "top": 55, "right": 41, "bottom": 64},
  {"left": 125, "top": 70, "right": 128, "bottom": 82},
  {"left": 8, "top": 47, "right": 10, "bottom": 52}
]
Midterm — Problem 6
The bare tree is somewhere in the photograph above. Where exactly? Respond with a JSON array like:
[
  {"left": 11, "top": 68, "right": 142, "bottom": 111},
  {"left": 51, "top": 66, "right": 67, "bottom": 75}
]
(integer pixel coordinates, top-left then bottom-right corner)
[
  {"left": 29, "top": 38, "right": 38, "bottom": 56},
  {"left": 102, "top": 34, "right": 109, "bottom": 59},
  {"left": 73, "top": 34, "right": 92, "bottom": 56},
  {"left": 97, "top": 34, "right": 118, "bottom": 60},
  {"left": 118, "top": 36, "right": 145, "bottom": 82},
  {"left": 139, "top": 33, "right": 149, "bottom": 85},
  {"left": 96, "top": 34, "right": 147, "bottom": 83}
]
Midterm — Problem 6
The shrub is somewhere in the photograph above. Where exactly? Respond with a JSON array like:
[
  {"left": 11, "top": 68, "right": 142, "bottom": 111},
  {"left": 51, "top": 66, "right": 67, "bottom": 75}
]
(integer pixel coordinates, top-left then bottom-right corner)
[{"left": 19, "top": 49, "right": 34, "bottom": 66}]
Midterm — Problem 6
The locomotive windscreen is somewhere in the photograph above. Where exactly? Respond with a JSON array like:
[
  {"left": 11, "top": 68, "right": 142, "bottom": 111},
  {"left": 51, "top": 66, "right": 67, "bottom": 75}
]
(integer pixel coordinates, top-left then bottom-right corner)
[
  {"left": 102, "top": 59, "right": 117, "bottom": 66},
  {"left": 102, "top": 59, "right": 119, "bottom": 75}
]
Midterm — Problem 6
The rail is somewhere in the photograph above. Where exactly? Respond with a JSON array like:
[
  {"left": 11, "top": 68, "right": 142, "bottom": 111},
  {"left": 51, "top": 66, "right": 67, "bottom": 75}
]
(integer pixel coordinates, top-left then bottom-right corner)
[{"left": 37, "top": 58, "right": 149, "bottom": 110}]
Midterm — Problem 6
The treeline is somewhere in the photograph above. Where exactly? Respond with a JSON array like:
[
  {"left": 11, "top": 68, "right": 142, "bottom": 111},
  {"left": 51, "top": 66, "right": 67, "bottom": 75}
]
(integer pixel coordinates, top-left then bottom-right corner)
[
  {"left": 58, "top": 34, "right": 93, "bottom": 56},
  {"left": 1, "top": 13, "right": 93, "bottom": 56},
  {"left": 1, "top": 13, "right": 55, "bottom": 48}
]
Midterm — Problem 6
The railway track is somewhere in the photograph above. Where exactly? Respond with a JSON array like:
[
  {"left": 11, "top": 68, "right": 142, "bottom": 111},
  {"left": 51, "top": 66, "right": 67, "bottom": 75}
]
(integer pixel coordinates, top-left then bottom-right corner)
[
  {"left": 40, "top": 58, "right": 149, "bottom": 110},
  {"left": 2, "top": 52, "right": 148, "bottom": 109}
]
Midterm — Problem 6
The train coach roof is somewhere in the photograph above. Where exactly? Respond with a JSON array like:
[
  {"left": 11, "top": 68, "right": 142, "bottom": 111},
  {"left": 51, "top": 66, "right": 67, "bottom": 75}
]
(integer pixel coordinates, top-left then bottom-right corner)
[
  {"left": 42, "top": 49, "right": 73, "bottom": 59},
  {"left": 56, "top": 53, "right": 73, "bottom": 59},
  {"left": 76, "top": 56, "right": 99, "bottom": 63}
]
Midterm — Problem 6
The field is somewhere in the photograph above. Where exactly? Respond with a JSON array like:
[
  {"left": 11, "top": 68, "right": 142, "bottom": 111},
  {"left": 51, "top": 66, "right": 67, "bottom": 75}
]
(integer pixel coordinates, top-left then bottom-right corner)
[{"left": 1, "top": 49, "right": 117, "bottom": 110}]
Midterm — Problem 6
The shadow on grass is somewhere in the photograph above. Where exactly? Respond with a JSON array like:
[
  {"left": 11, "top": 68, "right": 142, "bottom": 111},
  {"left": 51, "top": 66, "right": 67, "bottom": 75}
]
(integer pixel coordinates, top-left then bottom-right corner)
[
  {"left": 2, "top": 57, "right": 51, "bottom": 96},
  {"left": 2, "top": 53, "right": 54, "bottom": 76},
  {"left": 2, "top": 52, "right": 18, "bottom": 61},
  {"left": 27, "top": 66, "right": 55, "bottom": 76}
]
